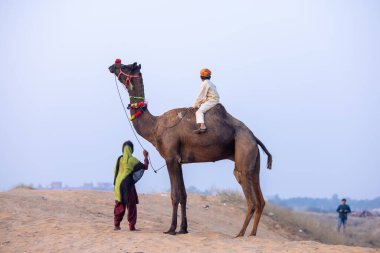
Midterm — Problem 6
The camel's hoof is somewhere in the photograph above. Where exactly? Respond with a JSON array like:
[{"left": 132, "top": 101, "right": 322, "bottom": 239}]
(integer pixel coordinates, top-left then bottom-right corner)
[
  {"left": 249, "top": 233, "right": 257, "bottom": 237},
  {"left": 164, "top": 230, "right": 176, "bottom": 235},
  {"left": 234, "top": 233, "right": 244, "bottom": 238},
  {"left": 178, "top": 229, "right": 188, "bottom": 234}
]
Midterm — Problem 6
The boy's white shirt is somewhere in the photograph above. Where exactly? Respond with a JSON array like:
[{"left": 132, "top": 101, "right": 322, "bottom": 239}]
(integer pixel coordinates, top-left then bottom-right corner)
[{"left": 193, "top": 80, "right": 220, "bottom": 108}]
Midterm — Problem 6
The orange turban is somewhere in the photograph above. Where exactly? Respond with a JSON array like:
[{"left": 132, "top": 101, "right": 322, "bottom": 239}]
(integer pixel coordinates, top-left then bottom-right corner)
[{"left": 200, "top": 68, "right": 212, "bottom": 77}]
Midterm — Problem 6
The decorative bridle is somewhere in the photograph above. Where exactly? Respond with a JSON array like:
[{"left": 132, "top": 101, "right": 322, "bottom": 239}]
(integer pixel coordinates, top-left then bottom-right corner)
[
  {"left": 113, "top": 59, "right": 146, "bottom": 121},
  {"left": 113, "top": 58, "right": 141, "bottom": 88},
  {"left": 117, "top": 68, "right": 141, "bottom": 88}
]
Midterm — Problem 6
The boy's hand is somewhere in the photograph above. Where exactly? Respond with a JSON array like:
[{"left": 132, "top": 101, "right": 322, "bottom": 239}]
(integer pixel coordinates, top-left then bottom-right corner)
[{"left": 143, "top": 150, "right": 149, "bottom": 158}]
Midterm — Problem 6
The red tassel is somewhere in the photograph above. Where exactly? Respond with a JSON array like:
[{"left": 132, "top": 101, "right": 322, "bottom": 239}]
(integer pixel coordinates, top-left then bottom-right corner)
[{"left": 130, "top": 111, "right": 143, "bottom": 121}]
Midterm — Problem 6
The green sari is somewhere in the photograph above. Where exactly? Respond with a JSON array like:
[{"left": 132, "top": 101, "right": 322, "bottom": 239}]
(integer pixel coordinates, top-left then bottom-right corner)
[{"left": 114, "top": 145, "right": 140, "bottom": 202}]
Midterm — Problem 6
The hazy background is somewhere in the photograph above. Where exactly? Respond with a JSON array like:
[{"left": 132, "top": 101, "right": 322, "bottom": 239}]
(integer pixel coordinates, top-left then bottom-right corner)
[{"left": 1, "top": 0, "right": 379, "bottom": 199}]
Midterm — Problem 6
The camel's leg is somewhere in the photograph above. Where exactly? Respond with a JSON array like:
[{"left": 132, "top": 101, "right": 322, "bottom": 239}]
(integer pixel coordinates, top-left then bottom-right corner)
[
  {"left": 164, "top": 159, "right": 187, "bottom": 235},
  {"left": 249, "top": 182, "right": 265, "bottom": 236},
  {"left": 235, "top": 174, "right": 254, "bottom": 237},
  {"left": 178, "top": 170, "right": 188, "bottom": 234},
  {"left": 249, "top": 151, "right": 266, "bottom": 236},
  {"left": 234, "top": 137, "right": 258, "bottom": 237}
]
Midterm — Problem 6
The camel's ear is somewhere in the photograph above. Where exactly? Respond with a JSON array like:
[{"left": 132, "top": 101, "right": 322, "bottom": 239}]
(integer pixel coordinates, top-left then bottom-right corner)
[
  {"left": 132, "top": 62, "right": 137, "bottom": 68},
  {"left": 138, "top": 64, "right": 141, "bottom": 70}
]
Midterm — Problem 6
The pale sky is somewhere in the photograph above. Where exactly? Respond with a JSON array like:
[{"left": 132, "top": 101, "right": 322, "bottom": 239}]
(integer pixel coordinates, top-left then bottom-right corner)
[{"left": 1, "top": 0, "right": 379, "bottom": 199}]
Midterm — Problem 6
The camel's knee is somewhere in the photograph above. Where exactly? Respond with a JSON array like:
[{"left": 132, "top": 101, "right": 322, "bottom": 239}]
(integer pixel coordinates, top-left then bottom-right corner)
[
  {"left": 171, "top": 198, "right": 180, "bottom": 207},
  {"left": 179, "top": 193, "right": 187, "bottom": 204},
  {"left": 170, "top": 191, "right": 180, "bottom": 204},
  {"left": 166, "top": 157, "right": 181, "bottom": 167},
  {"left": 254, "top": 200, "right": 265, "bottom": 212},
  {"left": 262, "top": 199, "right": 266, "bottom": 209}
]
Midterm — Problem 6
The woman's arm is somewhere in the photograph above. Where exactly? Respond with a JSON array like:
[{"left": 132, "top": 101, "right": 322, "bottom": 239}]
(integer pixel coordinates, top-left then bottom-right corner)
[{"left": 133, "top": 150, "right": 149, "bottom": 172}]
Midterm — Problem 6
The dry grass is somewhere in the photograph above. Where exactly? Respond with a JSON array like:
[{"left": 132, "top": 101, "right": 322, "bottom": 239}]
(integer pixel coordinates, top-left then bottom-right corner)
[
  {"left": 216, "top": 190, "right": 380, "bottom": 248},
  {"left": 216, "top": 189, "right": 245, "bottom": 204},
  {"left": 265, "top": 202, "right": 380, "bottom": 248},
  {"left": 264, "top": 203, "right": 344, "bottom": 244},
  {"left": 12, "top": 184, "right": 35, "bottom": 190}
]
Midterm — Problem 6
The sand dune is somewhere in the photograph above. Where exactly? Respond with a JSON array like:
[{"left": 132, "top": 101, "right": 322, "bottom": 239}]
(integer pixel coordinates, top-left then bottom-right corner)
[{"left": 0, "top": 189, "right": 378, "bottom": 253}]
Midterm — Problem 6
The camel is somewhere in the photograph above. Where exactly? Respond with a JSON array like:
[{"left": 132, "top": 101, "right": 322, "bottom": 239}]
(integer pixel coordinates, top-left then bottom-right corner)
[{"left": 108, "top": 61, "right": 273, "bottom": 237}]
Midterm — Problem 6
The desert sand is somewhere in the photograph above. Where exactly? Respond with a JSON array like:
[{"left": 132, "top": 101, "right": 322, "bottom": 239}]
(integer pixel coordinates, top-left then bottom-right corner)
[{"left": 0, "top": 189, "right": 378, "bottom": 253}]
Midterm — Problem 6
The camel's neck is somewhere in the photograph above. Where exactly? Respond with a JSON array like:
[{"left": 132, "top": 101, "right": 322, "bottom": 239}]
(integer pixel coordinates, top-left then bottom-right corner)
[{"left": 128, "top": 77, "right": 157, "bottom": 145}]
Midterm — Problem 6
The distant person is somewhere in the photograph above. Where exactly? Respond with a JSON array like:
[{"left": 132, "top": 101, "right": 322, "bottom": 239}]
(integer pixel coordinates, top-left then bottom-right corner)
[
  {"left": 336, "top": 198, "right": 351, "bottom": 232},
  {"left": 192, "top": 68, "right": 220, "bottom": 134},
  {"left": 113, "top": 141, "right": 149, "bottom": 231}
]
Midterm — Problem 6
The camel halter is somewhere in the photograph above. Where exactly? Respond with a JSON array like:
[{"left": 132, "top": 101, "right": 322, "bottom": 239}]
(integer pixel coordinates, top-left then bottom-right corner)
[{"left": 116, "top": 68, "right": 141, "bottom": 88}]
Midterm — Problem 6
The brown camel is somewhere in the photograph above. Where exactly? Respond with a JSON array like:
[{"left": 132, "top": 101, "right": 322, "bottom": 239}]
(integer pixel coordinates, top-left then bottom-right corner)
[{"left": 108, "top": 61, "right": 273, "bottom": 237}]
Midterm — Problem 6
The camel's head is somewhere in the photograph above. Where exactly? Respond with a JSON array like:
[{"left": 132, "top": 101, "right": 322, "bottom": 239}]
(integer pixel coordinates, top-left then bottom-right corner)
[{"left": 109, "top": 59, "right": 142, "bottom": 92}]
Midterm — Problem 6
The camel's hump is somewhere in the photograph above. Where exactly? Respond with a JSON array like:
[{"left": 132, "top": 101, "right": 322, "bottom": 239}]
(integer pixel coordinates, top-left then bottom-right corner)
[
  {"left": 209, "top": 103, "right": 227, "bottom": 117},
  {"left": 161, "top": 103, "right": 227, "bottom": 119}
]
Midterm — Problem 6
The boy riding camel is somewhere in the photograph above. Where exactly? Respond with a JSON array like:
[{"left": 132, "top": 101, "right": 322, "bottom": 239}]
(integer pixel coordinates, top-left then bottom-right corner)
[{"left": 193, "top": 68, "right": 220, "bottom": 134}]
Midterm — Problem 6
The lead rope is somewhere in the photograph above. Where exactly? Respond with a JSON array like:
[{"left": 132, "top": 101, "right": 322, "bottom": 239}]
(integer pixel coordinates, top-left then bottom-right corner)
[{"left": 113, "top": 75, "right": 167, "bottom": 173}]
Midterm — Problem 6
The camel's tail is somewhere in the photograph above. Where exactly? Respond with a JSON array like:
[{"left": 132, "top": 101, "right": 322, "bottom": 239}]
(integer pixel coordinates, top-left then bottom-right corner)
[{"left": 256, "top": 137, "right": 272, "bottom": 170}]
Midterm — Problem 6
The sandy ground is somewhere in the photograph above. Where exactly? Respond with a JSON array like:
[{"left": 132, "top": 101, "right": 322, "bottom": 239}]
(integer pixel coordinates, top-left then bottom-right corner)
[{"left": 0, "top": 189, "right": 378, "bottom": 253}]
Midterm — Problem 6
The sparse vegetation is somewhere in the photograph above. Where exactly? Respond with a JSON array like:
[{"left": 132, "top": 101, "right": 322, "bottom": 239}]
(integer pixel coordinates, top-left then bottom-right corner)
[
  {"left": 265, "top": 202, "right": 380, "bottom": 248},
  {"left": 13, "top": 184, "right": 34, "bottom": 190},
  {"left": 264, "top": 203, "right": 344, "bottom": 244},
  {"left": 216, "top": 189, "right": 380, "bottom": 248},
  {"left": 216, "top": 190, "right": 244, "bottom": 204}
]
